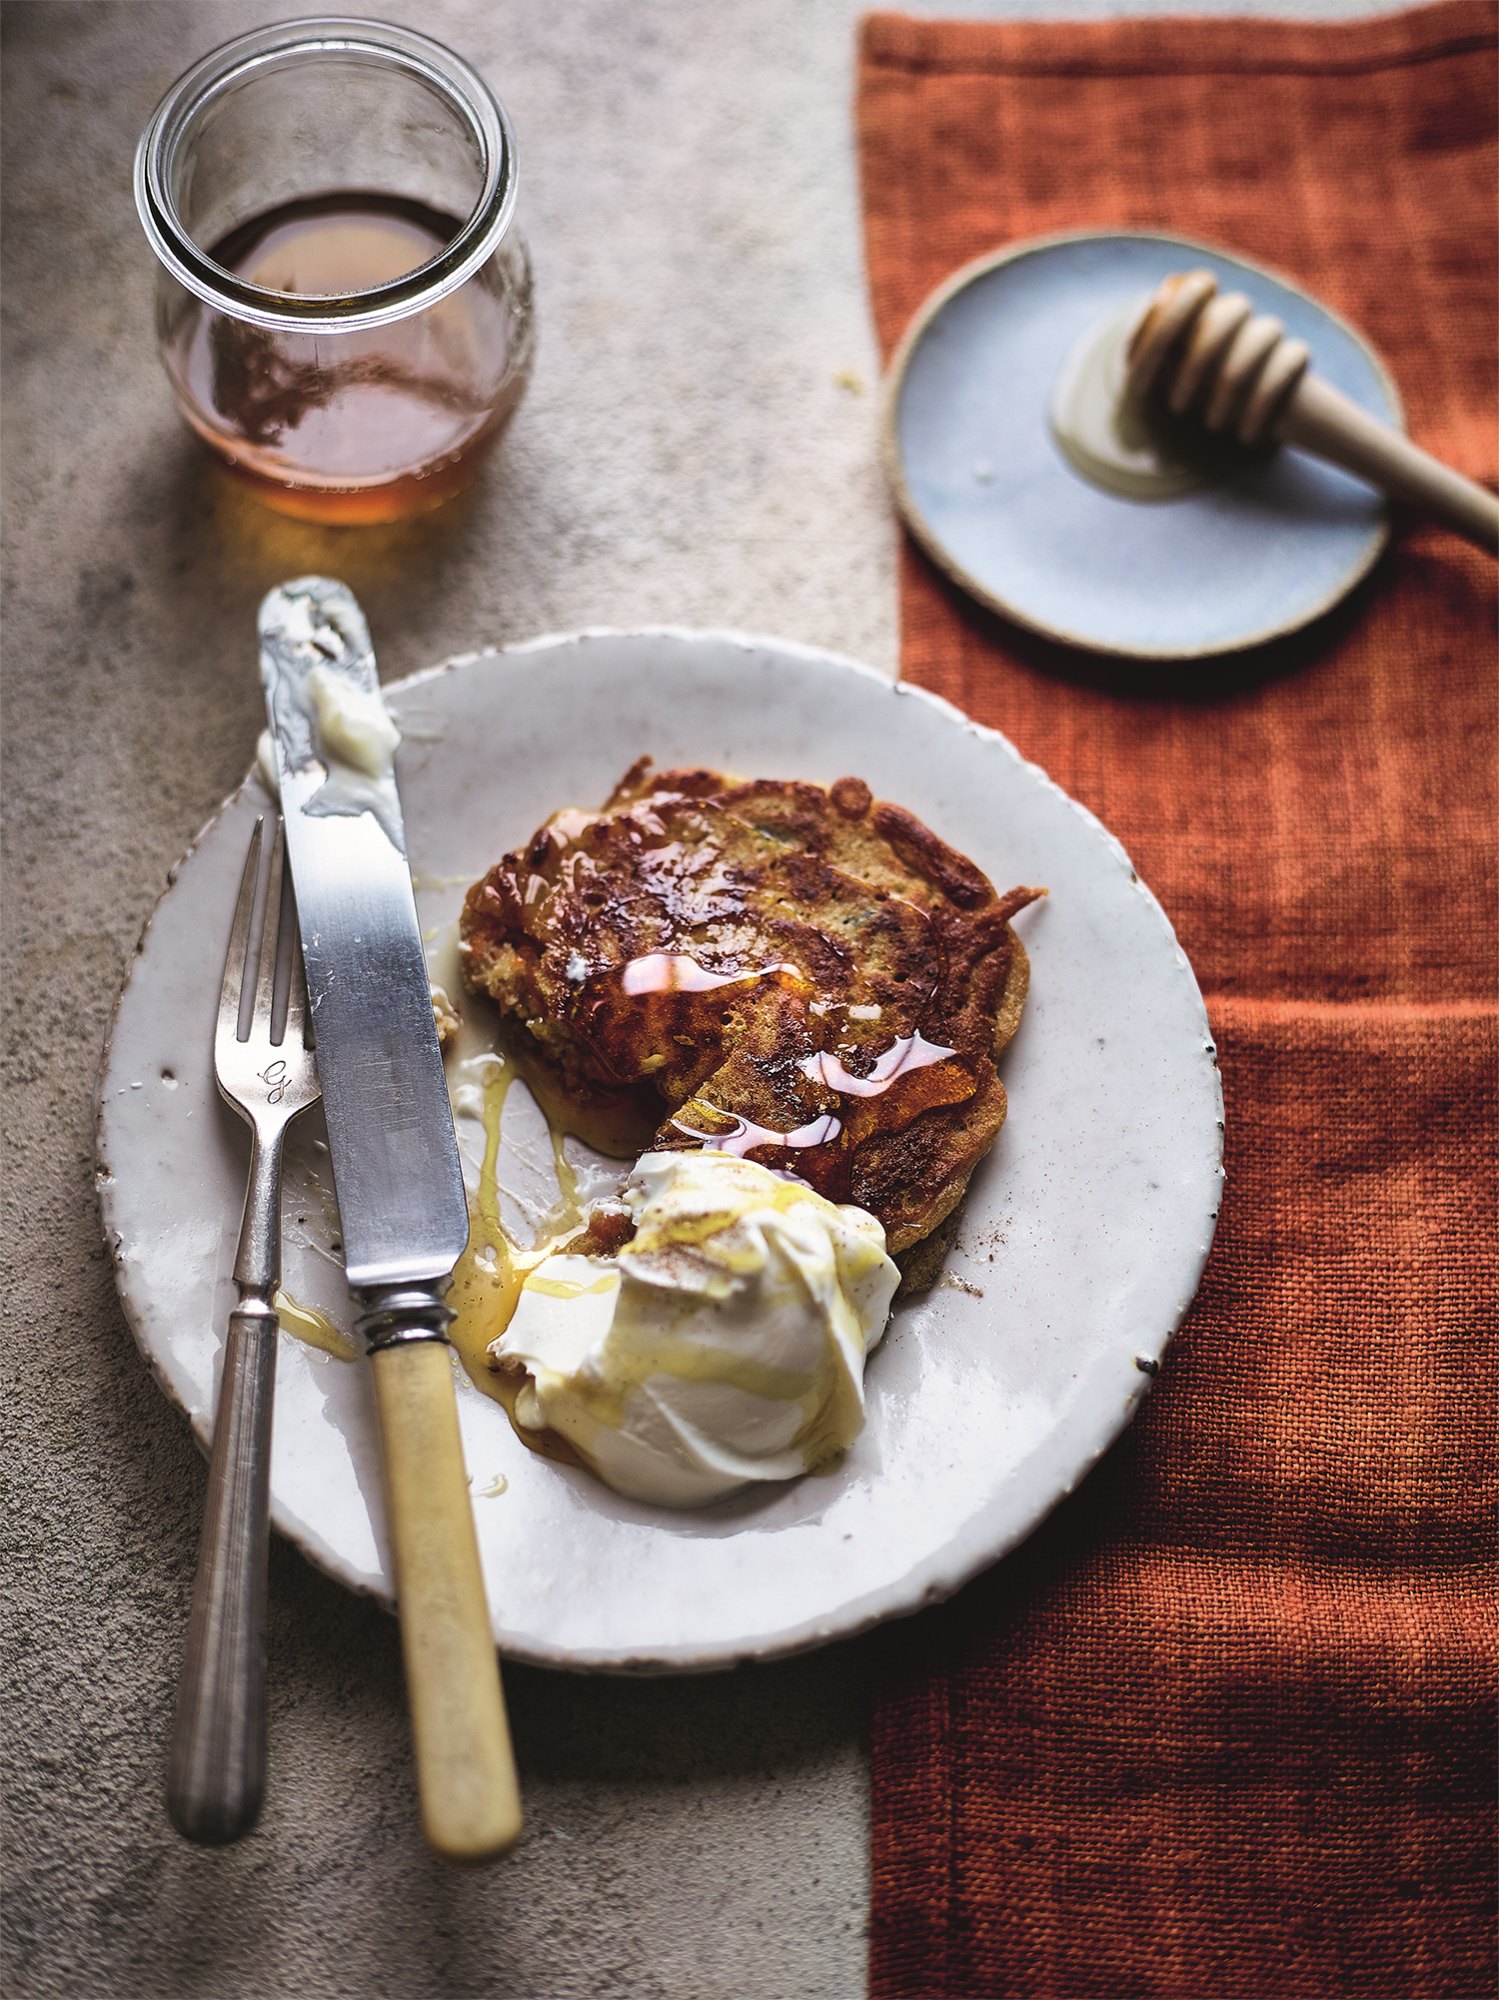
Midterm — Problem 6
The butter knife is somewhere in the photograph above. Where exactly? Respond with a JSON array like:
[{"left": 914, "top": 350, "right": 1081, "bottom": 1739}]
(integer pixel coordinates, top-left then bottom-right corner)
[{"left": 259, "top": 576, "right": 520, "bottom": 1863}]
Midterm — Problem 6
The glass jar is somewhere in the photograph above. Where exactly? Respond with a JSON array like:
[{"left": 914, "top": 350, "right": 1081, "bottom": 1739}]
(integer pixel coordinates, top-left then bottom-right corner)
[{"left": 134, "top": 17, "right": 534, "bottom": 524}]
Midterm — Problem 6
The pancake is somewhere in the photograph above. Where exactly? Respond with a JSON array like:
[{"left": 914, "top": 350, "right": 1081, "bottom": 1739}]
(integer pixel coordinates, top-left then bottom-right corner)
[{"left": 459, "top": 758, "right": 1043, "bottom": 1269}]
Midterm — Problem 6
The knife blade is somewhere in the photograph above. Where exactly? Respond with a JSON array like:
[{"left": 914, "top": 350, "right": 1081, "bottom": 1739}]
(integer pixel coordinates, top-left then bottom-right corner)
[
  {"left": 258, "top": 576, "right": 464, "bottom": 1293},
  {"left": 259, "top": 575, "right": 521, "bottom": 1863}
]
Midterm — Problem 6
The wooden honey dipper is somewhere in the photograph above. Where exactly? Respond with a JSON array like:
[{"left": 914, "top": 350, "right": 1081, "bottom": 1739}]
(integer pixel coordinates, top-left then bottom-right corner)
[{"left": 1127, "top": 270, "right": 1498, "bottom": 553}]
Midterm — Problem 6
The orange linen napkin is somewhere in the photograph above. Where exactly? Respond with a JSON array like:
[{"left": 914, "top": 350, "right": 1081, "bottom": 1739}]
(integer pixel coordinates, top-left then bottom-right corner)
[{"left": 857, "top": 7, "right": 1497, "bottom": 1996}]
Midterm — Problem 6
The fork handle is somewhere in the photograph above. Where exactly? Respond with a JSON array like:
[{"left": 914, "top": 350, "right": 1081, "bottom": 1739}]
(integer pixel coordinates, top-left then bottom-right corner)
[{"left": 166, "top": 1299, "right": 277, "bottom": 1844}]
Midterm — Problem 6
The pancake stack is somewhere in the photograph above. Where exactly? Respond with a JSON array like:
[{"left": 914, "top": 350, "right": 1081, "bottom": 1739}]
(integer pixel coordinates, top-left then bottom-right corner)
[{"left": 460, "top": 758, "right": 1043, "bottom": 1283}]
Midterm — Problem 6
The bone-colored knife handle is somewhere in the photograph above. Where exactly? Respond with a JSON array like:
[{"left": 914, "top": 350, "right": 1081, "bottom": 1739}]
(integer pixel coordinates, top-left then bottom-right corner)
[
  {"left": 371, "top": 1341, "right": 522, "bottom": 1863},
  {"left": 166, "top": 1302, "right": 277, "bottom": 1844}
]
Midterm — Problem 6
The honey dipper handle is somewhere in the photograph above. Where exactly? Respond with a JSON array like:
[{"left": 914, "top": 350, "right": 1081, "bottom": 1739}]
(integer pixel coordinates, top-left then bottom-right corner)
[
  {"left": 370, "top": 1339, "right": 522, "bottom": 1864},
  {"left": 1278, "top": 375, "right": 1499, "bottom": 554}
]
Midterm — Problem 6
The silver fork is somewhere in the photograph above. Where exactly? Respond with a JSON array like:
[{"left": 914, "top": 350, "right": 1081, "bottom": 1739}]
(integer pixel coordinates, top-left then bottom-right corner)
[{"left": 166, "top": 816, "right": 321, "bottom": 1845}]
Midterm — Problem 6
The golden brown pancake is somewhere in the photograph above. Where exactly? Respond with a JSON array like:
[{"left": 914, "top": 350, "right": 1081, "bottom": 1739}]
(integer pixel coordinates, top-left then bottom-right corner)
[{"left": 460, "top": 758, "right": 1043, "bottom": 1267}]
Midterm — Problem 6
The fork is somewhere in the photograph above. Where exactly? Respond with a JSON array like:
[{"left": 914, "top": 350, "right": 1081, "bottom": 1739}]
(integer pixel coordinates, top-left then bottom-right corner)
[{"left": 165, "top": 816, "right": 321, "bottom": 1845}]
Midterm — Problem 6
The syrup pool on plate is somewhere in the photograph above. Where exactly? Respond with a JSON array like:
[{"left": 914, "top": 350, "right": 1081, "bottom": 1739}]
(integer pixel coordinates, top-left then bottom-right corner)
[{"left": 166, "top": 193, "right": 531, "bottom": 523}]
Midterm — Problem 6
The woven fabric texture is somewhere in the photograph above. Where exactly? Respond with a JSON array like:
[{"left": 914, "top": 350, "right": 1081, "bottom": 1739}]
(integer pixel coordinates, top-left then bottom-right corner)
[{"left": 857, "top": 7, "right": 1498, "bottom": 1995}]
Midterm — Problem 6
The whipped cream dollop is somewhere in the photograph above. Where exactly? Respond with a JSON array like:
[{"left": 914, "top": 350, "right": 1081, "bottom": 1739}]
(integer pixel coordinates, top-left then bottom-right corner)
[{"left": 488, "top": 1150, "right": 899, "bottom": 1507}]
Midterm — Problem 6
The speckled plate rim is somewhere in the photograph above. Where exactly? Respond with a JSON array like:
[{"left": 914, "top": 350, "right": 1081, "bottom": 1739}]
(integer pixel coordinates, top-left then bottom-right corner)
[
  {"left": 96, "top": 628, "right": 1224, "bottom": 1673},
  {"left": 879, "top": 228, "right": 1402, "bottom": 661}
]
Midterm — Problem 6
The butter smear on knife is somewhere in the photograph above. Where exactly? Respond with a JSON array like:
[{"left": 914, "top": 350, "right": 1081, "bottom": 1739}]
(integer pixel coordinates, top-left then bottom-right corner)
[
  {"left": 304, "top": 664, "right": 400, "bottom": 778},
  {"left": 257, "top": 658, "right": 402, "bottom": 835}
]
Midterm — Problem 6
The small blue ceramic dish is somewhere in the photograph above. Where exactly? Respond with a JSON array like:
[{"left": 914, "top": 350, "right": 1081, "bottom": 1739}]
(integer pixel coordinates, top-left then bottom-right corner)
[{"left": 881, "top": 230, "right": 1401, "bottom": 660}]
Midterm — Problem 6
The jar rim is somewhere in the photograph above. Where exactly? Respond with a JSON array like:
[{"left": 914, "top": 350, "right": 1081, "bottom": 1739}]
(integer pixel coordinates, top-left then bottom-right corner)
[{"left": 133, "top": 15, "right": 519, "bottom": 334}]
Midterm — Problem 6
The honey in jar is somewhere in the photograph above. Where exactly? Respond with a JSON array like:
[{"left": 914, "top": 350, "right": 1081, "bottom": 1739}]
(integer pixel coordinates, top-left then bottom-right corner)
[{"left": 136, "top": 21, "right": 533, "bottom": 523}]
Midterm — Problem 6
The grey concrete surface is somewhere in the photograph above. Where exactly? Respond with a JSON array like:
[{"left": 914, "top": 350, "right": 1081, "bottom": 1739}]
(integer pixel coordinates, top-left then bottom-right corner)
[
  {"left": 4, "top": 7, "right": 890, "bottom": 1997},
  {"left": 2, "top": 2, "right": 1404, "bottom": 1997},
  {"left": 2, "top": 7, "right": 903, "bottom": 1992}
]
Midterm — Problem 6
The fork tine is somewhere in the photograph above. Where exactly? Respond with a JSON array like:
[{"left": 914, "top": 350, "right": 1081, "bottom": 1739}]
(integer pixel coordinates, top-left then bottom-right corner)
[
  {"left": 282, "top": 894, "right": 313, "bottom": 1050},
  {"left": 253, "top": 819, "right": 285, "bottom": 1039},
  {"left": 218, "top": 819, "right": 264, "bottom": 1048}
]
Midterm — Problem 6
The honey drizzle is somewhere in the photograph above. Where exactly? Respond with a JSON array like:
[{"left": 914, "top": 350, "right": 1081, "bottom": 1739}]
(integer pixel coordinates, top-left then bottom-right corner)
[
  {"left": 445, "top": 1053, "right": 593, "bottom": 1463},
  {"left": 273, "top": 1289, "right": 359, "bottom": 1362},
  {"left": 440, "top": 1048, "right": 863, "bottom": 1481},
  {"left": 260, "top": 1022, "right": 601, "bottom": 1402}
]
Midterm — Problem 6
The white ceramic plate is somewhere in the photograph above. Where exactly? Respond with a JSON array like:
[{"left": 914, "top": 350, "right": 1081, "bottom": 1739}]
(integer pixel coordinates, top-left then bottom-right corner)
[{"left": 96, "top": 630, "right": 1223, "bottom": 1672}]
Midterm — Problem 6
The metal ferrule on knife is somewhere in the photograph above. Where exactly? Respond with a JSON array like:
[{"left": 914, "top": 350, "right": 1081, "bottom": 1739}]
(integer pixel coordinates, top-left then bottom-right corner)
[{"left": 356, "top": 1286, "right": 456, "bottom": 1353}]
